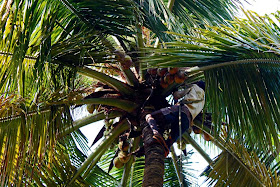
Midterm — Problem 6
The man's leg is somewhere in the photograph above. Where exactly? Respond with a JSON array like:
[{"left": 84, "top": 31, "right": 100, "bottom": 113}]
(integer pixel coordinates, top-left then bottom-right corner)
[
  {"left": 145, "top": 111, "right": 170, "bottom": 157},
  {"left": 145, "top": 114, "right": 160, "bottom": 135},
  {"left": 161, "top": 105, "right": 190, "bottom": 148},
  {"left": 167, "top": 112, "right": 190, "bottom": 145}
]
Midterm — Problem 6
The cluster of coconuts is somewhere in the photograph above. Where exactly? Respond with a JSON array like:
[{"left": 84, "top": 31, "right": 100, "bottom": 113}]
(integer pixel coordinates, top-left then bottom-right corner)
[
  {"left": 146, "top": 67, "right": 186, "bottom": 88},
  {"left": 113, "top": 140, "right": 132, "bottom": 169}
]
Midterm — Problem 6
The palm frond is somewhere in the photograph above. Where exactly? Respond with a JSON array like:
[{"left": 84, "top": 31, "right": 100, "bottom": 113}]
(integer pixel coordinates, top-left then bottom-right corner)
[
  {"left": 59, "top": 0, "right": 135, "bottom": 37},
  {"left": 136, "top": 0, "right": 241, "bottom": 43},
  {"left": 172, "top": 0, "right": 241, "bottom": 32},
  {"left": 85, "top": 165, "right": 119, "bottom": 186},
  {"left": 203, "top": 138, "right": 280, "bottom": 186},
  {"left": 135, "top": 0, "right": 184, "bottom": 42},
  {"left": 164, "top": 154, "right": 196, "bottom": 187},
  {"left": 0, "top": 103, "right": 74, "bottom": 184},
  {"left": 205, "top": 62, "right": 280, "bottom": 152},
  {"left": 0, "top": 114, "right": 91, "bottom": 186},
  {"left": 68, "top": 119, "right": 130, "bottom": 185}
]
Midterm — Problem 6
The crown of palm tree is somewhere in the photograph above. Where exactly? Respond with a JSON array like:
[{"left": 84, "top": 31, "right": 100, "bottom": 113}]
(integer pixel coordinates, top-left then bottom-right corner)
[{"left": 1, "top": 0, "right": 280, "bottom": 186}]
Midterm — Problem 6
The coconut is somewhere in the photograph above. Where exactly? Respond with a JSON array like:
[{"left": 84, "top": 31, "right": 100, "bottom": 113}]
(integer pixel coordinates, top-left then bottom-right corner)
[
  {"left": 114, "top": 157, "right": 124, "bottom": 168},
  {"left": 164, "top": 73, "right": 174, "bottom": 85},
  {"left": 115, "top": 49, "right": 125, "bottom": 60},
  {"left": 157, "top": 68, "right": 168, "bottom": 77},
  {"left": 118, "top": 141, "right": 130, "bottom": 152},
  {"left": 118, "top": 151, "right": 131, "bottom": 163},
  {"left": 168, "top": 67, "right": 178, "bottom": 75},
  {"left": 192, "top": 126, "right": 202, "bottom": 134},
  {"left": 160, "top": 78, "right": 168, "bottom": 89},
  {"left": 203, "top": 132, "right": 212, "bottom": 141},
  {"left": 121, "top": 55, "right": 132, "bottom": 69},
  {"left": 174, "top": 71, "right": 186, "bottom": 84},
  {"left": 87, "top": 104, "right": 95, "bottom": 114}
]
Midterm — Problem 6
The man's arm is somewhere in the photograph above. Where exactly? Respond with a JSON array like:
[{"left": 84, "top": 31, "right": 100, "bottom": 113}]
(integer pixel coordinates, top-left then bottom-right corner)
[{"left": 173, "top": 87, "right": 191, "bottom": 100}]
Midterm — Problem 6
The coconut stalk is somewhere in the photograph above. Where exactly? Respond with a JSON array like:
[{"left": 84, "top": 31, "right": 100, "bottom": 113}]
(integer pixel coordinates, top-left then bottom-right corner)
[
  {"left": 120, "top": 137, "right": 141, "bottom": 187},
  {"left": 105, "top": 36, "right": 139, "bottom": 87},
  {"left": 187, "top": 59, "right": 280, "bottom": 74},
  {"left": 135, "top": 19, "right": 146, "bottom": 80}
]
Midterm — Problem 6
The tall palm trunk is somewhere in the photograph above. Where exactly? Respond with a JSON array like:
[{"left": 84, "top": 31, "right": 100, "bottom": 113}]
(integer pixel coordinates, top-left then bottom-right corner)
[{"left": 142, "top": 126, "right": 165, "bottom": 187}]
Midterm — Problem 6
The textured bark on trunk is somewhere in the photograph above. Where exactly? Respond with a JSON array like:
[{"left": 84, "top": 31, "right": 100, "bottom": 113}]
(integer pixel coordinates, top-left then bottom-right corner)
[{"left": 142, "top": 126, "right": 165, "bottom": 187}]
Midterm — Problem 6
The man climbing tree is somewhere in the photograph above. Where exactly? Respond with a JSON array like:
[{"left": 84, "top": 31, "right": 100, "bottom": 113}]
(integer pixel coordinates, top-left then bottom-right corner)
[
  {"left": 141, "top": 81, "right": 205, "bottom": 186},
  {"left": 144, "top": 81, "right": 205, "bottom": 156}
]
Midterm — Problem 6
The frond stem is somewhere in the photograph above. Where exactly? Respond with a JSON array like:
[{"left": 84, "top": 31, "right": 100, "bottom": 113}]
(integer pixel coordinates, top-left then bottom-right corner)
[
  {"left": 51, "top": 98, "right": 138, "bottom": 113},
  {"left": 136, "top": 21, "right": 146, "bottom": 80},
  {"left": 167, "top": 0, "right": 175, "bottom": 11},
  {"left": 0, "top": 51, "right": 37, "bottom": 60},
  {"left": 187, "top": 59, "right": 280, "bottom": 73},
  {"left": 61, "top": 111, "right": 122, "bottom": 137},
  {"left": 76, "top": 66, "right": 134, "bottom": 96},
  {"left": 182, "top": 133, "right": 212, "bottom": 164},
  {"left": 170, "top": 145, "right": 184, "bottom": 185}
]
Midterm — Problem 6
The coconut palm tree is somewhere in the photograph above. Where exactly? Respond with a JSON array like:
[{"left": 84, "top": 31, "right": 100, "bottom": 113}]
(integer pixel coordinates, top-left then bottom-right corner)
[{"left": 2, "top": 0, "right": 279, "bottom": 186}]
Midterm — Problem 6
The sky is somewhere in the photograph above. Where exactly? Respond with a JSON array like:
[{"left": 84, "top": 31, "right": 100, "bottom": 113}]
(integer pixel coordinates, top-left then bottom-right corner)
[
  {"left": 241, "top": 0, "right": 280, "bottom": 16},
  {"left": 78, "top": 0, "right": 280, "bottom": 186}
]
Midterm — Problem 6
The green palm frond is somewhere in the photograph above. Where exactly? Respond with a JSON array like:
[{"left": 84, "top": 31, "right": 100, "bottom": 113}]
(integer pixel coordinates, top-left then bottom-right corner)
[
  {"left": 203, "top": 138, "right": 280, "bottom": 186},
  {"left": 172, "top": 0, "right": 241, "bottom": 32},
  {"left": 85, "top": 165, "right": 119, "bottom": 186},
  {"left": 0, "top": 103, "right": 73, "bottom": 183},
  {"left": 146, "top": 10, "right": 280, "bottom": 67},
  {"left": 164, "top": 153, "right": 196, "bottom": 187},
  {"left": 60, "top": 0, "right": 135, "bottom": 37},
  {"left": 137, "top": 0, "right": 241, "bottom": 43},
  {"left": 0, "top": 0, "right": 135, "bottom": 97},
  {"left": 135, "top": 0, "right": 184, "bottom": 42},
  {"left": 205, "top": 63, "right": 280, "bottom": 152},
  {"left": 0, "top": 119, "right": 90, "bottom": 186},
  {"left": 68, "top": 119, "right": 130, "bottom": 185}
]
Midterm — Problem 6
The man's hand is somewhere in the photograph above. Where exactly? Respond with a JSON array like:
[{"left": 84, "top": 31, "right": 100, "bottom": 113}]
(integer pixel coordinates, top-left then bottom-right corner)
[{"left": 173, "top": 89, "right": 189, "bottom": 100}]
